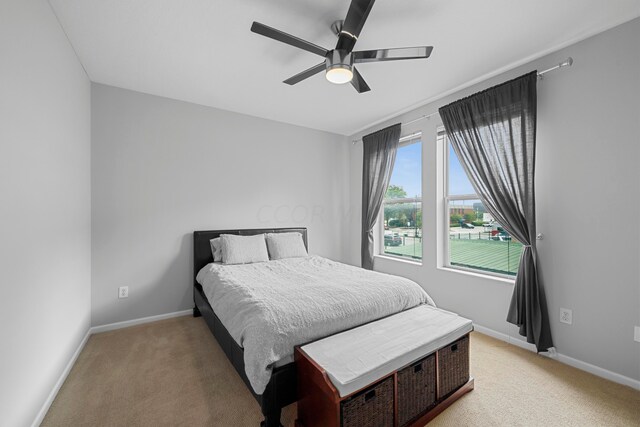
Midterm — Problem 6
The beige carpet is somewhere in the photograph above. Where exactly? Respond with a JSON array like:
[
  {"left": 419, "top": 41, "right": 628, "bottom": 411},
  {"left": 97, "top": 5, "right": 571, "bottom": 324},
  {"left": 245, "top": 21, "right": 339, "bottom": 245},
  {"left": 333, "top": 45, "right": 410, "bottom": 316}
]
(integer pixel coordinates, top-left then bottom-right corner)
[{"left": 42, "top": 316, "right": 640, "bottom": 427}]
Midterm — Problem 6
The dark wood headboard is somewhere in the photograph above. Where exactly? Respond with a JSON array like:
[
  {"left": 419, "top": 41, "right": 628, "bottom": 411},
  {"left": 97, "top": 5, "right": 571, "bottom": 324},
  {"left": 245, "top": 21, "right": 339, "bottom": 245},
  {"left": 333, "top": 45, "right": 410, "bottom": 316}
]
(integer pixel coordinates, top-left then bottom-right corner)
[{"left": 193, "top": 227, "right": 308, "bottom": 286}]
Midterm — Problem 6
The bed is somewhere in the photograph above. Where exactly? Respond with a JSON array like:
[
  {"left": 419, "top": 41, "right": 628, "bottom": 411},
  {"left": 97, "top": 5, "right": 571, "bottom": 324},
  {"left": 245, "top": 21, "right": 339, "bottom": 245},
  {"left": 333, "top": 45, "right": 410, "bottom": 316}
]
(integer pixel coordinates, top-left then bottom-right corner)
[{"left": 192, "top": 228, "right": 434, "bottom": 427}]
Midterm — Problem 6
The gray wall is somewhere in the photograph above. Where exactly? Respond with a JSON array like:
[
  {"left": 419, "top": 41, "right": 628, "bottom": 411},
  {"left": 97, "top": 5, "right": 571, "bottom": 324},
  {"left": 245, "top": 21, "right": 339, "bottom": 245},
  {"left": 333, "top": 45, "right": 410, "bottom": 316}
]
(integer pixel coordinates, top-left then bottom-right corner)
[
  {"left": 0, "top": 1, "right": 92, "bottom": 426},
  {"left": 91, "top": 84, "right": 349, "bottom": 326},
  {"left": 345, "top": 19, "right": 640, "bottom": 381}
]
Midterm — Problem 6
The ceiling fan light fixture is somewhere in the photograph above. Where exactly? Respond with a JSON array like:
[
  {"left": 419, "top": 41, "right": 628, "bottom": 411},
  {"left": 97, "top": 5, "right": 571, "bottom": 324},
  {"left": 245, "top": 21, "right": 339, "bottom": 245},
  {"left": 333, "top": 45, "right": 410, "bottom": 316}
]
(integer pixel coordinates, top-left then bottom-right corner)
[
  {"left": 326, "top": 65, "right": 353, "bottom": 84},
  {"left": 325, "top": 49, "right": 354, "bottom": 84}
]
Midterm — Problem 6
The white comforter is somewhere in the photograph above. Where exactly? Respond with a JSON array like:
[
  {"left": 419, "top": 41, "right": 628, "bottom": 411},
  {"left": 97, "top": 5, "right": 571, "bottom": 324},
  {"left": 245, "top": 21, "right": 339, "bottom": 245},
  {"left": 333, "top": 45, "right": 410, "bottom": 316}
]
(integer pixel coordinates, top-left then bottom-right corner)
[{"left": 196, "top": 255, "right": 434, "bottom": 394}]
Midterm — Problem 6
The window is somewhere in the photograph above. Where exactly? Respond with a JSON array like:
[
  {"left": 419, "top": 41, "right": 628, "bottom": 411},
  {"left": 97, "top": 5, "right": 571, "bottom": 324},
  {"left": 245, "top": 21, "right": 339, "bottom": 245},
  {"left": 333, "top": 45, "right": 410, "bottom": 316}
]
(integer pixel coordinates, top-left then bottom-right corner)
[
  {"left": 441, "top": 130, "right": 522, "bottom": 276},
  {"left": 380, "top": 136, "right": 422, "bottom": 261}
]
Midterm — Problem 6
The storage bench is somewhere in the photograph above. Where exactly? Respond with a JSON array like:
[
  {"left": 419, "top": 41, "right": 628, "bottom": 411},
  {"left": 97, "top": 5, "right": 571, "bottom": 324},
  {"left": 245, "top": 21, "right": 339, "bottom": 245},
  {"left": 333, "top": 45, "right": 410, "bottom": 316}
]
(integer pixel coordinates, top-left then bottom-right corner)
[{"left": 295, "top": 305, "right": 474, "bottom": 427}]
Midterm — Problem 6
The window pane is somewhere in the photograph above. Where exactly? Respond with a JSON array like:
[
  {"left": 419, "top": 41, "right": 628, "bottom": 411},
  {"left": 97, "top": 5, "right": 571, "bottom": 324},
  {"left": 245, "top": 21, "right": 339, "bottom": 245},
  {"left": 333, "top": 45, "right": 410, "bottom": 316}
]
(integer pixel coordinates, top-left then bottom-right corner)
[
  {"left": 382, "top": 140, "right": 422, "bottom": 260},
  {"left": 388, "top": 142, "right": 422, "bottom": 198},
  {"left": 448, "top": 199, "right": 522, "bottom": 275},
  {"left": 383, "top": 201, "right": 422, "bottom": 260},
  {"left": 448, "top": 144, "right": 475, "bottom": 195}
]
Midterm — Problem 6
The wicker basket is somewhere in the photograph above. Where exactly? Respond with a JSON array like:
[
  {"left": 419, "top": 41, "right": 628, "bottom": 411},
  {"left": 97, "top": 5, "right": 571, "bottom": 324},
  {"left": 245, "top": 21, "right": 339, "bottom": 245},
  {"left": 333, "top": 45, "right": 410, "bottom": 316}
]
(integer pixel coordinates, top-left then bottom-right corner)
[
  {"left": 437, "top": 335, "right": 470, "bottom": 398},
  {"left": 341, "top": 376, "right": 394, "bottom": 427},
  {"left": 397, "top": 353, "right": 437, "bottom": 426}
]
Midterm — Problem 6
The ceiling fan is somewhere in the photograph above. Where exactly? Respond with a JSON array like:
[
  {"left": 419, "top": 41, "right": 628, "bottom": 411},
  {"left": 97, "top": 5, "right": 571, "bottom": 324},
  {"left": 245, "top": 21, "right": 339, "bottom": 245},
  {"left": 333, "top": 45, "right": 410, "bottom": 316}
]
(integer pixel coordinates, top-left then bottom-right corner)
[{"left": 250, "top": 0, "right": 433, "bottom": 93}]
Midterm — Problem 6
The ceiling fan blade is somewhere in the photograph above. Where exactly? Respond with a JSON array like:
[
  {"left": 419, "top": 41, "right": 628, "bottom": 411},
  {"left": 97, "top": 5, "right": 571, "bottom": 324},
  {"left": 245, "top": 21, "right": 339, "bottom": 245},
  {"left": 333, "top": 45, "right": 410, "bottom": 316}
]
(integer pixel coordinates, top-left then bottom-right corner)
[
  {"left": 251, "top": 22, "right": 329, "bottom": 57},
  {"left": 336, "top": 0, "right": 376, "bottom": 52},
  {"left": 353, "top": 46, "right": 433, "bottom": 63},
  {"left": 283, "top": 62, "right": 327, "bottom": 85},
  {"left": 351, "top": 67, "right": 371, "bottom": 93}
]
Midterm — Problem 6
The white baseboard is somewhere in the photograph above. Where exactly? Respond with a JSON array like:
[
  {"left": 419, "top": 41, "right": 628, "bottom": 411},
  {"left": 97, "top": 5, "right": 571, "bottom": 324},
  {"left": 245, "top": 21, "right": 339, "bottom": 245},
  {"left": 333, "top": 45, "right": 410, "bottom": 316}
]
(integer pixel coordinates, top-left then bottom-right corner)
[
  {"left": 31, "top": 329, "right": 91, "bottom": 427},
  {"left": 33, "top": 309, "right": 193, "bottom": 426},
  {"left": 91, "top": 309, "right": 193, "bottom": 334},
  {"left": 553, "top": 352, "right": 640, "bottom": 390},
  {"left": 473, "top": 323, "right": 640, "bottom": 390},
  {"left": 473, "top": 323, "right": 539, "bottom": 352}
]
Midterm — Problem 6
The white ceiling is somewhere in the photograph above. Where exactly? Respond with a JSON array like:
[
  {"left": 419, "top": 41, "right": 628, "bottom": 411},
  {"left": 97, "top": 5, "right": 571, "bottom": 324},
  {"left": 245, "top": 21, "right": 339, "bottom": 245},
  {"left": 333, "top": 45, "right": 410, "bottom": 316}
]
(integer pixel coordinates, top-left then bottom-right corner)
[{"left": 49, "top": 0, "right": 640, "bottom": 135}]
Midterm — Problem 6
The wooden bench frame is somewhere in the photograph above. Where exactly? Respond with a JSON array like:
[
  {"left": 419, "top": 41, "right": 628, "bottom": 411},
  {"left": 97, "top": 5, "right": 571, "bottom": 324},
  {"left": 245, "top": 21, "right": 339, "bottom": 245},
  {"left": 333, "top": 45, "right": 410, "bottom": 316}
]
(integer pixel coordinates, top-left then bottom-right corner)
[{"left": 294, "top": 335, "right": 474, "bottom": 427}]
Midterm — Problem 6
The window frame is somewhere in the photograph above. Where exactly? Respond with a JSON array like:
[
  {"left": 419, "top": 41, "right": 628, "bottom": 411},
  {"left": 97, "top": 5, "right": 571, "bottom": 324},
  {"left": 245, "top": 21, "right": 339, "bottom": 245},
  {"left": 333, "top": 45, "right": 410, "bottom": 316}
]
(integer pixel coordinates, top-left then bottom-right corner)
[
  {"left": 440, "top": 129, "right": 518, "bottom": 280},
  {"left": 378, "top": 133, "right": 423, "bottom": 264}
]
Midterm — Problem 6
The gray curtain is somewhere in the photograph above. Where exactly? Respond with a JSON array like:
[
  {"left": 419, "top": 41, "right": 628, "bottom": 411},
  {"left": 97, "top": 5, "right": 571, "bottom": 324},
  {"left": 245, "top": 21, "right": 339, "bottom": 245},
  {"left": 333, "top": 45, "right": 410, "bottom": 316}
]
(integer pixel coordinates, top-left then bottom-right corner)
[
  {"left": 361, "top": 123, "right": 402, "bottom": 270},
  {"left": 439, "top": 71, "right": 553, "bottom": 352}
]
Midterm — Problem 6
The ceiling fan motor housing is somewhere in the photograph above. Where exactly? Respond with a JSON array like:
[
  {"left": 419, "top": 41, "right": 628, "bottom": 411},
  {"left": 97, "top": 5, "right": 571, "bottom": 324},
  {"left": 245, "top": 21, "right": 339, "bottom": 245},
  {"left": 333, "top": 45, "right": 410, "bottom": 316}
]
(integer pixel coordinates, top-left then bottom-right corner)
[{"left": 326, "top": 49, "right": 353, "bottom": 72}]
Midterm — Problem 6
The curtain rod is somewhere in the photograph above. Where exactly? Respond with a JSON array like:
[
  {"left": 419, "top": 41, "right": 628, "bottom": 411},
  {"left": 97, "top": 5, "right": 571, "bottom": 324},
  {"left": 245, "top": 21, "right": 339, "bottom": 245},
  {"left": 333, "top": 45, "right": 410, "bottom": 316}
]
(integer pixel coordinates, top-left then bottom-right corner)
[
  {"left": 352, "top": 57, "right": 573, "bottom": 144},
  {"left": 537, "top": 57, "right": 573, "bottom": 78}
]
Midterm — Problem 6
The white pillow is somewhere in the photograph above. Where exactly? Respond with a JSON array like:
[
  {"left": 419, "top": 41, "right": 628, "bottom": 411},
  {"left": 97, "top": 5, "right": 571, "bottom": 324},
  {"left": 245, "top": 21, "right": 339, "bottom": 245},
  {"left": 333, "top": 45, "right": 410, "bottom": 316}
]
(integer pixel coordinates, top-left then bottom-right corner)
[
  {"left": 209, "top": 237, "right": 222, "bottom": 262},
  {"left": 266, "top": 232, "right": 308, "bottom": 260},
  {"left": 220, "top": 234, "right": 269, "bottom": 265}
]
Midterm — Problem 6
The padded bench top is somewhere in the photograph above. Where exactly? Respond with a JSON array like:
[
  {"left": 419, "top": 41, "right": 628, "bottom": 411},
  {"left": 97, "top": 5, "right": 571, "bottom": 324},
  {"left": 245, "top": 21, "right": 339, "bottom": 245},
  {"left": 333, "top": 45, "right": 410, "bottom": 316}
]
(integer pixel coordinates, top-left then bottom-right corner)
[{"left": 301, "top": 304, "right": 473, "bottom": 397}]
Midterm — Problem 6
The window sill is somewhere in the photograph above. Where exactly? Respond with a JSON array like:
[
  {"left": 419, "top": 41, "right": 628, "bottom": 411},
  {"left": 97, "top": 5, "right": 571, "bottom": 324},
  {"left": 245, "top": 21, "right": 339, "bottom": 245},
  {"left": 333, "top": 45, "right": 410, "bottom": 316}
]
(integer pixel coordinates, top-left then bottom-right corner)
[
  {"left": 374, "top": 254, "right": 423, "bottom": 267},
  {"left": 437, "top": 266, "right": 515, "bottom": 285}
]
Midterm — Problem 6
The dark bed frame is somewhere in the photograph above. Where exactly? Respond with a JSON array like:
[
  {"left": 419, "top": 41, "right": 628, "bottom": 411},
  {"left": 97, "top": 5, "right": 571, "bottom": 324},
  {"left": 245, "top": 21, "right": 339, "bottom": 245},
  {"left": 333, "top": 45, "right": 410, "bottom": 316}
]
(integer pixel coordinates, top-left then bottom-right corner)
[{"left": 193, "top": 228, "right": 308, "bottom": 427}]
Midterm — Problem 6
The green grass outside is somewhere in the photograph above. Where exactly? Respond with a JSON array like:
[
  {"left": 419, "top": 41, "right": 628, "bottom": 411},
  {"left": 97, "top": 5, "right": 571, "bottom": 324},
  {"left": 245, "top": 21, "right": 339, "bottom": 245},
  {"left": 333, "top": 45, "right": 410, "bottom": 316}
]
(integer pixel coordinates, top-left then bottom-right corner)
[
  {"left": 384, "top": 238, "right": 523, "bottom": 275},
  {"left": 450, "top": 239, "right": 522, "bottom": 275},
  {"left": 384, "top": 239, "right": 422, "bottom": 259}
]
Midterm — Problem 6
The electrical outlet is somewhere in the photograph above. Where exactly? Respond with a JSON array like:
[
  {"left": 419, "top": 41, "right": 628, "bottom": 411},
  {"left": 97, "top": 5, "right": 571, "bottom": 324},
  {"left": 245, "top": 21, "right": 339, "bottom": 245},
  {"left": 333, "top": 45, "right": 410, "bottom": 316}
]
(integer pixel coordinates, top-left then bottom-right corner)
[
  {"left": 634, "top": 326, "right": 640, "bottom": 343},
  {"left": 118, "top": 286, "right": 129, "bottom": 299},
  {"left": 560, "top": 308, "right": 572, "bottom": 324}
]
